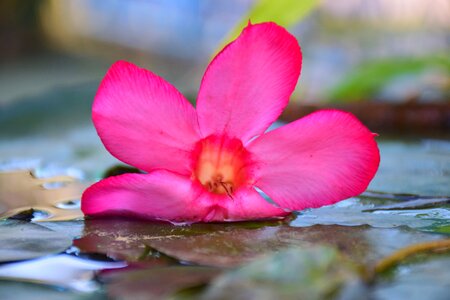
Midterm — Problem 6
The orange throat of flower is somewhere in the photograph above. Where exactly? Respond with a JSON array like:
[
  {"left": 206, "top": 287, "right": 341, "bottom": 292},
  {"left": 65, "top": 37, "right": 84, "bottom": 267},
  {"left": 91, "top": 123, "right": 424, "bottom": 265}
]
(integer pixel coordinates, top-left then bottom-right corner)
[{"left": 193, "top": 135, "right": 252, "bottom": 197}]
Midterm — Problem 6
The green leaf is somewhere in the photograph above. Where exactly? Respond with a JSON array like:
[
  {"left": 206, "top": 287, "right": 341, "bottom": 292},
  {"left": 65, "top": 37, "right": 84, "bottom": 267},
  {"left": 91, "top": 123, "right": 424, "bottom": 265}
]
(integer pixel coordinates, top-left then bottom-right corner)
[
  {"left": 217, "top": 0, "right": 319, "bottom": 52},
  {"left": 422, "top": 223, "right": 450, "bottom": 235},
  {"left": 292, "top": 198, "right": 448, "bottom": 230},
  {"left": 327, "top": 54, "right": 450, "bottom": 102},
  {"left": 433, "top": 225, "right": 450, "bottom": 234}
]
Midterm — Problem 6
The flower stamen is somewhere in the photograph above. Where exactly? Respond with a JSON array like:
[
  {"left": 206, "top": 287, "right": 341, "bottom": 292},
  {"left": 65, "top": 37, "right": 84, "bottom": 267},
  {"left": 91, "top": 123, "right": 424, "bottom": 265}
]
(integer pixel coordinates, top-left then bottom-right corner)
[{"left": 193, "top": 135, "right": 251, "bottom": 197}]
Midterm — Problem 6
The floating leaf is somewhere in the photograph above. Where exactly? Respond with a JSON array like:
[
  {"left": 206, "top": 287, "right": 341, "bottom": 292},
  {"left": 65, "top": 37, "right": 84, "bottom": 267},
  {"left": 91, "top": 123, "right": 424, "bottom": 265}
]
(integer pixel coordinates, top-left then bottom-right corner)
[
  {"left": 0, "top": 170, "right": 85, "bottom": 221},
  {"left": 202, "top": 247, "right": 364, "bottom": 300},
  {"left": 74, "top": 218, "right": 443, "bottom": 268},
  {"left": 0, "top": 220, "right": 72, "bottom": 262},
  {"left": 292, "top": 198, "right": 449, "bottom": 230},
  {"left": 145, "top": 224, "right": 372, "bottom": 268},
  {"left": 363, "top": 197, "right": 450, "bottom": 212},
  {"left": 74, "top": 218, "right": 287, "bottom": 262},
  {"left": 75, "top": 219, "right": 369, "bottom": 266},
  {"left": 74, "top": 218, "right": 212, "bottom": 262},
  {"left": 148, "top": 225, "right": 446, "bottom": 269},
  {"left": 361, "top": 191, "right": 449, "bottom": 202}
]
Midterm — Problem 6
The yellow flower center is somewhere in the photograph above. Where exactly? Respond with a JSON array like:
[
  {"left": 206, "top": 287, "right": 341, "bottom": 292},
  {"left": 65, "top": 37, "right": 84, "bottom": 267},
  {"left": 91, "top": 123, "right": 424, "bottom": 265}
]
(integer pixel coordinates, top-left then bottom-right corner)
[{"left": 193, "top": 135, "right": 252, "bottom": 197}]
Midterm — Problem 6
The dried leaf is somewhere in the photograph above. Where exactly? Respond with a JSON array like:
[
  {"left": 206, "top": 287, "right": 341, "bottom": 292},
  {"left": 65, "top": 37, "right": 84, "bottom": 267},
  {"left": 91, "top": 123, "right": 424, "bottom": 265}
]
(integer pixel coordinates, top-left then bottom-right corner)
[{"left": 0, "top": 170, "right": 85, "bottom": 221}]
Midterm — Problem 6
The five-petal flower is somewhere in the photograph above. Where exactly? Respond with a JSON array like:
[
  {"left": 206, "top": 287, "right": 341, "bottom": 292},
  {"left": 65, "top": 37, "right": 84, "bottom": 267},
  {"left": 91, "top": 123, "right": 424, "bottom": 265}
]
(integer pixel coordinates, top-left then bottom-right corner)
[{"left": 81, "top": 22, "right": 380, "bottom": 223}]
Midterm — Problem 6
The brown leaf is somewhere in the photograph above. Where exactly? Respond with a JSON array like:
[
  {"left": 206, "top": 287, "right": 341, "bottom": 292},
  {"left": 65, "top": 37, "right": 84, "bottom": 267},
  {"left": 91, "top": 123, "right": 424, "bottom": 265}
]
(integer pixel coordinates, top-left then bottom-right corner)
[{"left": 0, "top": 170, "right": 85, "bottom": 221}]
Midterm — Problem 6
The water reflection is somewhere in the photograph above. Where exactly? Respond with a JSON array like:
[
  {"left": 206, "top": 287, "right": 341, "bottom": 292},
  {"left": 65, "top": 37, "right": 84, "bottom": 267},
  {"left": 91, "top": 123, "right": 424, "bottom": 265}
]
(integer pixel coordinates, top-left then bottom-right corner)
[{"left": 0, "top": 254, "right": 126, "bottom": 292}]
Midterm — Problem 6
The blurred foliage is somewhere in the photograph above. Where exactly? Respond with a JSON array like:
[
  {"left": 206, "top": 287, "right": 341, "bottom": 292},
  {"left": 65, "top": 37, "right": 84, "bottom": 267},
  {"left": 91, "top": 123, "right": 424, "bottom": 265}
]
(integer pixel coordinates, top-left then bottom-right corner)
[
  {"left": 430, "top": 224, "right": 450, "bottom": 235},
  {"left": 0, "top": 0, "right": 42, "bottom": 28},
  {"left": 218, "top": 0, "right": 319, "bottom": 51},
  {"left": 0, "top": 82, "right": 96, "bottom": 138},
  {"left": 328, "top": 54, "right": 450, "bottom": 102}
]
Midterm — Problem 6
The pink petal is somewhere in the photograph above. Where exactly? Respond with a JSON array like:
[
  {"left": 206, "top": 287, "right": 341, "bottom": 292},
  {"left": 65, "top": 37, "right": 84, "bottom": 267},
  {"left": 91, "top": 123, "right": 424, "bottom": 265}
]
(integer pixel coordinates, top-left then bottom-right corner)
[
  {"left": 196, "top": 22, "right": 302, "bottom": 143},
  {"left": 81, "top": 171, "right": 209, "bottom": 223},
  {"left": 93, "top": 61, "right": 200, "bottom": 175},
  {"left": 248, "top": 110, "right": 380, "bottom": 211},
  {"left": 196, "top": 188, "right": 289, "bottom": 222},
  {"left": 82, "top": 171, "right": 288, "bottom": 223}
]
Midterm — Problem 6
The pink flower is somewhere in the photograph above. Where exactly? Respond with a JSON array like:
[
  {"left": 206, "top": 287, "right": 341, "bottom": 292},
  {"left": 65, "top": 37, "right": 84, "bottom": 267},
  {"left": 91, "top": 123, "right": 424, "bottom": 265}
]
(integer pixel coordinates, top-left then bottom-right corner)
[{"left": 81, "top": 22, "right": 380, "bottom": 223}]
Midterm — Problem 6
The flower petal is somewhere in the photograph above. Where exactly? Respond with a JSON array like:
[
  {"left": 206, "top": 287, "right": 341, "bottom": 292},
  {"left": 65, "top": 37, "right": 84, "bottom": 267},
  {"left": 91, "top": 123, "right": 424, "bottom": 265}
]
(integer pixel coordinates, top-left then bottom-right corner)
[
  {"left": 81, "top": 171, "right": 209, "bottom": 223},
  {"left": 196, "top": 22, "right": 302, "bottom": 143},
  {"left": 248, "top": 110, "right": 380, "bottom": 211},
  {"left": 82, "top": 171, "right": 287, "bottom": 223},
  {"left": 93, "top": 61, "right": 200, "bottom": 175},
  {"left": 197, "top": 188, "right": 289, "bottom": 222}
]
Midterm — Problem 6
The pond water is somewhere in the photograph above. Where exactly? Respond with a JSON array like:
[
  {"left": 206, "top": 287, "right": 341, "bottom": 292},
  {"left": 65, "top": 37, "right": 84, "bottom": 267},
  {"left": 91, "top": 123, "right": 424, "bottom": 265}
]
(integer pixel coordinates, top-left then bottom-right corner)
[{"left": 0, "top": 83, "right": 449, "bottom": 299}]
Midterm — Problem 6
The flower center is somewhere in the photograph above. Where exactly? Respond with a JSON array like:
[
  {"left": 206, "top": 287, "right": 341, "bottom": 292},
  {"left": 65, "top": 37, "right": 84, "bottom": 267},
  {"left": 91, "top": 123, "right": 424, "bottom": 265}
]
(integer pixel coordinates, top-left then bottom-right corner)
[{"left": 192, "top": 135, "right": 252, "bottom": 196}]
